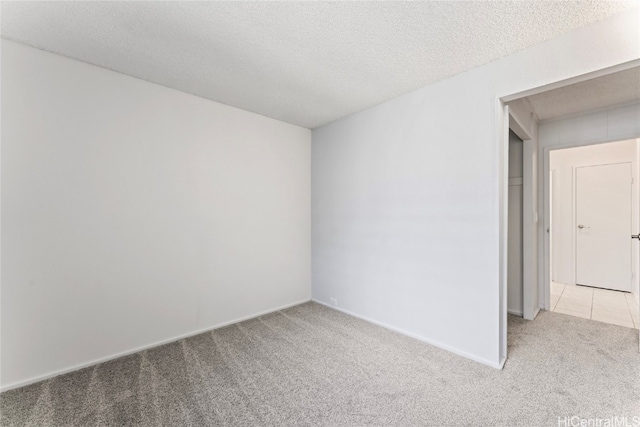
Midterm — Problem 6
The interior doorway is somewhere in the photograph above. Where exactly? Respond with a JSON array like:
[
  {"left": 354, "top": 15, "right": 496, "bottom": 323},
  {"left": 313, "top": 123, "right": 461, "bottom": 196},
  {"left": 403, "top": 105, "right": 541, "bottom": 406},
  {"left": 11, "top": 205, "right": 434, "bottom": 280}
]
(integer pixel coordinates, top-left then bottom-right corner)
[
  {"left": 547, "top": 141, "right": 639, "bottom": 329},
  {"left": 501, "top": 61, "right": 640, "bottom": 361}
]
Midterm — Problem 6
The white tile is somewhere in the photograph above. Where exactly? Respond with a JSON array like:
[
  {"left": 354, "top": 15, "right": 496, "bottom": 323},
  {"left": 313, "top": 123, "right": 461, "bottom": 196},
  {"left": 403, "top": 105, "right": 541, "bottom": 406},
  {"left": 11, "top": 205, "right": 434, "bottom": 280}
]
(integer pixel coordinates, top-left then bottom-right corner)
[
  {"left": 592, "top": 294, "right": 627, "bottom": 305},
  {"left": 593, "top": 288, "right": 626, "bottom": 299},
  {"left": 628, "top": 304, "right": 639, "bottom": 325},
  {"left": 556, "top": 293, "right": 592, "bottom": 305},
  {"left": 554, "top": 307, "right": 591, "bottom": 320},
  {"left": 551, "top": 284, "right": 639, "bottom": 328},
  {"left": 558, "top": 289, "right": 592, "bottom": 300},
  {"left": 592, "top": 299, "right": 629, "bottom": 312},
  {"left": 591, "top": 306, "right": 633, "bottom": 320},
  {"left": 591, "top": 308, "right": 634, "bottom": 329},
  {"left": 560, "top": 290, "right": 593, "bottom": 304},
  {"left": 625, "top": 292, "right": 639, "bottom": 307},
  {"left": 593, "top": 297, "right": 627, "bottom": 308},
  {"left": 593, "top": 287, "right": 625, "bottom": 296},
  {"left": 555, "top": 299, "right": 591, "bottom": 316},
  {"left": 556, "top": 294, "right": 592, "bottom": 308},
  {"left": 562, "top": 285, "right": 593, "bottom": 297},
  {"left": 591, "top": 316, "right": 635, "bottom": 329},
  {"left": 618, "top": 294, "right": 639, "bottom": 329}
]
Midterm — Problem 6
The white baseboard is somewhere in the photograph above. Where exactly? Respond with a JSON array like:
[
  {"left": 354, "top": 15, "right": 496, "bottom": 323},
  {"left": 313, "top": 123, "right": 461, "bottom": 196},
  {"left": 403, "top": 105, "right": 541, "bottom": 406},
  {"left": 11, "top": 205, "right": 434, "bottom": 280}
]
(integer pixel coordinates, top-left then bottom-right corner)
[
  {"left": 311, "top": 299, "right": 504, "bottom": 369},
  {"left": 507, "top": 309, "right": 523, "bottom": 317},
  {"left": 1, "top": 298, "right": 311, "bottom": 393},
  {"left": 498, "top": 356, "right": 507, "bottom": 369}
]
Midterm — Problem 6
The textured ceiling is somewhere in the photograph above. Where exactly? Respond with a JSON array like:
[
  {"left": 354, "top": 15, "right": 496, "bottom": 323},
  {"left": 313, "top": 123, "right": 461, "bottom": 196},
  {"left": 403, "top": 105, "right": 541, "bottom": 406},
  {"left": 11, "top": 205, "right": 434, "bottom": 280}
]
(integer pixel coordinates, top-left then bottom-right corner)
[
  {"left": 1, "top": 1, "right": 636, "bottom": 128},
  {"left": 526, "top": 66, "right": 640, "bottom": 121}
]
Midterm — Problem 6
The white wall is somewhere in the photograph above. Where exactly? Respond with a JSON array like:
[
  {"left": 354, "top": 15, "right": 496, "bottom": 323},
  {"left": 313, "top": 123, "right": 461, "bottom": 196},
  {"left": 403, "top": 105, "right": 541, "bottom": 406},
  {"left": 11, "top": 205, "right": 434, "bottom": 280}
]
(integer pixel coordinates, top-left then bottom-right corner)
[
  {"left": 549, "top": 139, "right": 638, "bottom": 288},
  {"left": 1, "top": 40, "right": 311, "bottom": 390},
  {"left": 312, "top": 8, "right": 639, "bottom": 367}
]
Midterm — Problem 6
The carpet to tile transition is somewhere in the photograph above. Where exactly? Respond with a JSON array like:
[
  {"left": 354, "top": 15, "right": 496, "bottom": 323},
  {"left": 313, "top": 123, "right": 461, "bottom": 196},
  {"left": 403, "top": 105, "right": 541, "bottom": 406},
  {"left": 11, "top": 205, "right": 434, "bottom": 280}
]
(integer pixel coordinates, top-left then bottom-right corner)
[{"left": 1, "top": 302, "right": 639, "bottom": 426}]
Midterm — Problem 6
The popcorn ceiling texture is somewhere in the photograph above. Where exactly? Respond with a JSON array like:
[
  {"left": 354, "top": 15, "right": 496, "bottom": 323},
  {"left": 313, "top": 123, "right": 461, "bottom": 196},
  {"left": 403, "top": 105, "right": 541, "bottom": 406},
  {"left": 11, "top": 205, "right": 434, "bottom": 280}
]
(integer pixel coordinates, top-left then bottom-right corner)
[
  {"left": 526, "top": 67, "right": 640, "bottom": 121},
  {"left": 0, "top": 1, "right": 635, "bottom": 128}
]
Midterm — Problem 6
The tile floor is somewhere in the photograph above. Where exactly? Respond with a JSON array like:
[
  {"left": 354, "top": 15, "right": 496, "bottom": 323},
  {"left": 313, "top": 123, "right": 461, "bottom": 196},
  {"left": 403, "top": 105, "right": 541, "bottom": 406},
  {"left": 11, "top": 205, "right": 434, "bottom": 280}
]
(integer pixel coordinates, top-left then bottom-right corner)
[{"left": 551, "top": 281, "right": 640, "bottom": 329}]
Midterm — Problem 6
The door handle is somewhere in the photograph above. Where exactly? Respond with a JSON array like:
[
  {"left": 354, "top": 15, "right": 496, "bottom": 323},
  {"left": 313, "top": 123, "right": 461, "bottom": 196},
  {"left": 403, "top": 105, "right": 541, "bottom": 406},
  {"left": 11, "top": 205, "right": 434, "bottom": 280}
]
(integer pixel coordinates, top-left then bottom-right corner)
[
  {"left": 632, "top": 235, "right": 640, "bottom": 240},
  {"left": 578, "top": 225, "right": 589, "bottom": 229}
]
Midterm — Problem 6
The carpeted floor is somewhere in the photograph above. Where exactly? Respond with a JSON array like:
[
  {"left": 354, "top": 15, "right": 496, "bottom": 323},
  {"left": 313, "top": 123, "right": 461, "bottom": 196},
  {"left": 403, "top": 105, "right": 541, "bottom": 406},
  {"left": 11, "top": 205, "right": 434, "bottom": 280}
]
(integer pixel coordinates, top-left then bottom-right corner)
[{"left": 1, "top": 302, "right": 639, "bottom": 426}]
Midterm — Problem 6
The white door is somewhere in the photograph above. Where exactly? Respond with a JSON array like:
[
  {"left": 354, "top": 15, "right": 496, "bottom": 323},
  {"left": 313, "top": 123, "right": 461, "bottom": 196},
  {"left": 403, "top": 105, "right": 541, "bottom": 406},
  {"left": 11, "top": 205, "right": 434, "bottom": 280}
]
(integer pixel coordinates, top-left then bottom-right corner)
[{"left": 576, "top": 163, "right": 632, "bottom": 292}]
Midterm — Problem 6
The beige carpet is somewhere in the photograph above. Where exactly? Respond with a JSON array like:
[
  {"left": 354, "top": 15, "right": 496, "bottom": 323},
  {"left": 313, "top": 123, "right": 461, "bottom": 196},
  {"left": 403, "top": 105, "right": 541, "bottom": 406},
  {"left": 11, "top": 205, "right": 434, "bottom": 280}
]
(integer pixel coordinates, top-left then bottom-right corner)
[{"left": 1, "top": 302, "right": 639, "bottom": 426}]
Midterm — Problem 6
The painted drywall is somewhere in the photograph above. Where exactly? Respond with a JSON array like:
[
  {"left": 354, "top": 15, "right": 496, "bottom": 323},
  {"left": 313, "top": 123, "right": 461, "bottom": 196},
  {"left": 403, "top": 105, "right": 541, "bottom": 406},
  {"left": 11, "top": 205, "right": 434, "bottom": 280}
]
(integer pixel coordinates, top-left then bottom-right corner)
[
  {"left": 538, "top": 103, "right": 640, "bottom": 304},
  {"left": 312, "top": 8, "right": 639, "bottom": 367},
  {"left": 1, "top": 40, "right": 311, "bottom": 390},
  {"left": 508, "top": 131, "right": 523, "bottom": 315},
  {"left": 548, "top": 139, "right": 639, "bottom": 295}
]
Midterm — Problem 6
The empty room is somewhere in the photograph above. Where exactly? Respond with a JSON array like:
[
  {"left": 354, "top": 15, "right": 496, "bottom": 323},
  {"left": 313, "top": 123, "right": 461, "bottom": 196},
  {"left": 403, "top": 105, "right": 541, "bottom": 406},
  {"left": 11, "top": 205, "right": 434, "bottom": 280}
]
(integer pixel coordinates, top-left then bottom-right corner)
[{"left": 1, "top": 2, "right": 639, "bottom": 426}]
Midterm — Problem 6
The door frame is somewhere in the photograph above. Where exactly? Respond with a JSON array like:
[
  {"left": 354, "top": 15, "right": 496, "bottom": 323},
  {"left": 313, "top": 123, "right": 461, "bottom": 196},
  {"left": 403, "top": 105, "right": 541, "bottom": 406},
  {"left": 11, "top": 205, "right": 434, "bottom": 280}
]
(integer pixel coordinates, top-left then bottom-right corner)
[
  {"left": 508, "top": 109, "right": 538, "bottom": 321},
  {"left": 498, "top": 104, "right": 538, "bottom": 364}
]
